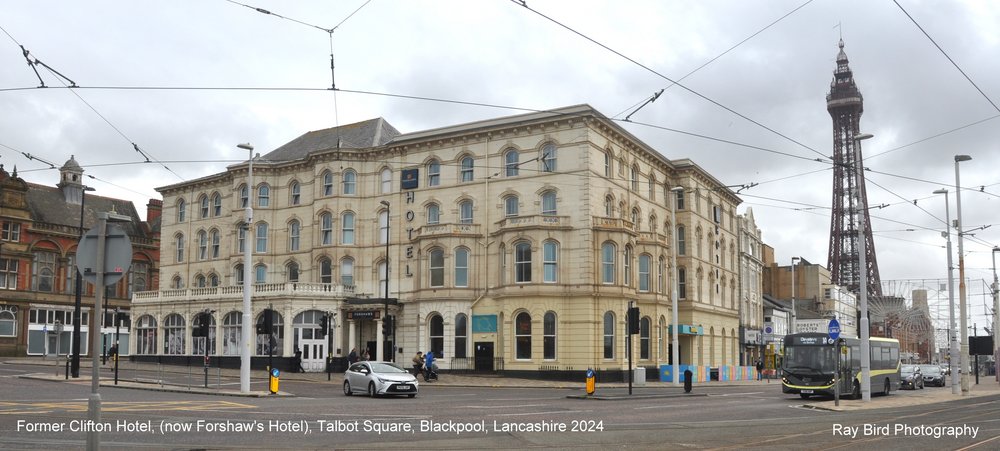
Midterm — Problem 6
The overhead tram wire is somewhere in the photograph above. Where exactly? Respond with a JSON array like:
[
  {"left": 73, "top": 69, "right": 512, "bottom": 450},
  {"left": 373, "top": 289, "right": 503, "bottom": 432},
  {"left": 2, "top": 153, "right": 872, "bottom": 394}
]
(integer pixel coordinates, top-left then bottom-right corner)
[
  {"left": 507, "top": 0, "right": 829, "bottom": 161},
  {"left": 611, "top": 0, "right": 816, "bottom": 120},
  {"left": 865, "top": 113, "right": 1000, "bottom": 161},
  {"left": 893, "top": 0, "right": 1000, "bottom": 114}
]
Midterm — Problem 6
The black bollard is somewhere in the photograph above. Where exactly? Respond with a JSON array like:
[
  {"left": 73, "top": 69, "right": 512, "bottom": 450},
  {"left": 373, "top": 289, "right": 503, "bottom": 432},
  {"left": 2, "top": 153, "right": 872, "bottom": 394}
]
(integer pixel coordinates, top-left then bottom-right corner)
[{"left": 684, "top": 369, "right": 693, "bottom": 393}]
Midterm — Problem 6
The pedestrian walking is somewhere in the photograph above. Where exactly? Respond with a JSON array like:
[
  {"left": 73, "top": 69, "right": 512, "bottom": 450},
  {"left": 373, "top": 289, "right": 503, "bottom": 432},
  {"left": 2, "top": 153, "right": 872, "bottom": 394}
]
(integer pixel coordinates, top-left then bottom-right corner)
[
  {"left": 412, "top": 352, "right": 424, "bottom": 376},
  {"left": 755, "top": 359, "right": 764, "bottom": 381},
  {"left": 348, "top": 348, "right": 358, "bottom": 364}
]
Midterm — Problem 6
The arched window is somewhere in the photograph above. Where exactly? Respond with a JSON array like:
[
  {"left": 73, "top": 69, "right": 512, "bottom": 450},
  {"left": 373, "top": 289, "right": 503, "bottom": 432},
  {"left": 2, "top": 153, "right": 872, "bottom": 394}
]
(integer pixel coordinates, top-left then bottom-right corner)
[
  {"left": 498, "top": 243, "right": 507, "bottom": 285},
  {"left": 658, "top": 256, "right": 665, "bottom": 293},
  {"left": 675, "top": 189, "right": 685, "bottom": 210},
  {"left": 340, "top": 257, "right": 354, "bottom": 286},
  {"left": 504, "top": 195, "right": 518, "bottom": 217},
  {"left": 341, "top": 212, "right": 355, "bottom": 245},
  {"left": 320, "top": 213, "right": 333, "bottom": 245},
  {"left": 601, "top": 242, "right": 616, "bottom": 284},
  {"left": 428, "top": 314, "right": 443, "bottom": 358},
  {"left": 175, "top": 233, "right": 185, "bottom": 263},
  {"left": 192, "top": 311, "right": 216, "bottom": 356},
  {"left": 322, "top": 170, "right": 334, "bottom": 196},
  {"left": 459, "top": 200, "right": 473, "bottom": 224},
  {"left": 255, "top": 222, "right": 268, "bottom": 253},
  {"left": 239, "top": 184, "right": 249, "bottom": 208},
  {"left": 319, "top": 258, "right": 332, "bottom": 284},
  {"left": 380, "top": 168, "right": 392, "bottom": 194},
  {"left": 429, "top": 248, "right": 444, "bottom": 287},
  {"left": 222, "top": 311, "right": 241, "bottom": 355},
  {"left": 254, "top": 264, "right": 266, "bottom": 283},
  {"left": 426, "top": 203, "right": 440, "bottom": 225},
  {"left": 454, "top": 247, "right": 469, "bottom": 287},
  {"left": 543, "top": 311, "right": 556, "bottom": 360},
  {"left": 460, "top": 156, "right": 474, "bottom": 182},
  {"left": 195, "top": 274, "right": 206, "bottom": 287},
  {"left": 257, "top": 310, "right": 284, "bottom": 355},
  {"left": 454, "top": 314, "right": 468, "bottom": 358},
  {"left": 289, "top": 220, "right": 300, "bottom": 251},
  {"left": 541, "top": 143, "right": 556, "bottom": 172},
  {"left": 648, "top": 177, "right": 656, "bottom": 200},
  {"left": 197, "top": 230, "right": 207, "bottom": 260},
  {"left": 603, "top": 312, "right": 615, "bottom": 359},
  {"left": 212, "top": 192, "right": 222, "bottom": 216},
  {"left": 427, "top": 159, "right": 441, "bottom": 186},
  {"left": 342, "top": 169, "right": 356, "bottom": 195},
  {"left": 624, "top": 245, "right": 633, "bottom": 286},
  {"left": 604, "top": 151, "right": 612, "bottom": 177},
  {"left": 504, "top": 149, "right": 519, "bottom": 177},
  {"left": 257, "top": 184, "right": 270, "bottom": 207},
  {"left": 631, "top": 165, "right": 639, "bottom": 191},
  {"left": 640, "top": 317, "right": 651, "bottom": 360},
  {"left": 136, "top": 315, "right": 157, "bottom": 355},
  {"left": 631, "top": 208, "right": 640, "bottom": 229},
  {"left": 638, "top": 254, "right": 651, "bottom": 292},
  {"left": 199, "top": 195, "right": 209, "bottom": 218},
  {"left": 289, "top": 181, "right": 301, "bottom": 205},
  {"left": 514, "top": 242, "right": 531, "bottom": 283},
  {"left": 210, "top": 229, "right": 220, "bottom": 258},
  {"left": 286, "top": 262, "right": 299, "bottom": 283},
  {"left": 515, "top": 311, "right": 531, "bottom": 359},
  {"left": 171, "top": 275, "right": 183, "bottom": 289},
  {"left": 542, "top": 240, "right": 558, "bottom": 283},
  {"left": 678, "top": 267, "right": 687, "bottom": 299},
  {"left": 677, "top": 225, "right": 686, "bottom": 255},
  {"left": 209, "top": 273, "right": 219, "bottom": 287},
  {"left": 379, "top": 210, "right": 389, "bottom": 244},
  {"left": 237, "top": 222, "right": 246, "bottom": 253},
  {"left": 604, "top": 195, "right": 614, "bottom": 217},
  {"left": 541, "top": 190, "right": 557, "bottom": 215},
  {"left": 163, "top": 313, "right": 185, "bottom": 355},
  {"left": 177, "top": 198, "right": 187, "bottom": 222}
]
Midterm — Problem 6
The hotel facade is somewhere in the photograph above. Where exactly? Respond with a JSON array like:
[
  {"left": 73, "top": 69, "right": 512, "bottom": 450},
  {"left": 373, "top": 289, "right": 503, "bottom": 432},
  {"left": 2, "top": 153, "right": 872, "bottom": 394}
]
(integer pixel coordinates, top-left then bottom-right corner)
[{"left": 134, "top": 105, "right": 742, "bottom": 379}]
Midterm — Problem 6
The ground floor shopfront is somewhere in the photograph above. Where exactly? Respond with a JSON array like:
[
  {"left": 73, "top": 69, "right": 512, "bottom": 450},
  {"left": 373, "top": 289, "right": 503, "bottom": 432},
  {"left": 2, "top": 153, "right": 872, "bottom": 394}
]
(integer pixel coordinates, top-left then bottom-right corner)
[
  {"left": 0, "top": 300, "right": 130, "bottom": 359},
  {"left": 130, "top": 285, "right": 741, "bottom": 380}
]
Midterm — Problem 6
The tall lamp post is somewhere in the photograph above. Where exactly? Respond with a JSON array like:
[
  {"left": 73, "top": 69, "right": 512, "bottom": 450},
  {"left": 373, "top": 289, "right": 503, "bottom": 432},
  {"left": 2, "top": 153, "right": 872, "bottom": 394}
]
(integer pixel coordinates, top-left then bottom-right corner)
[
  {"left": 670, "top": 186, "right": 684, "bottom": 387},
  {"left": 933, "top": 188, "right": 960, "bottom": 395},
  {"left": 71, "top": 186, "right": 95, "bottom": 378},
  {"left": 791, "top": 257, "right": 800, "bottom": 334},
  {"left": 380, "top": 200, "right": 391, "bottom": 362},
  {"left": 237, "top": 143, "right": 254, "bottom": 394},
  {"left": 852, "top": 132, "right": 873, "bottom": 401},
  {"left": 992, "top": 246, "right": 999, "bottom": 384},
  {"left": 954, "top": 154, "right": 972, "bottom": 394}
]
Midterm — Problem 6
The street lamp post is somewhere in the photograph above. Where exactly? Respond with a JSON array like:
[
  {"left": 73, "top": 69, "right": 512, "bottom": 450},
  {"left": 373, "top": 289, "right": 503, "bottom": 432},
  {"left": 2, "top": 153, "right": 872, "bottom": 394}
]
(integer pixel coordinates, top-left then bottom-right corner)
[
  {"left": 954, "top": 154, "right": 972, "bottom": 394},
  {"left": 853, "top": 132, "right": 873, "bottom": 401},
  {"left": 237, "top": 143, "right": 254, "bottom": 394},
  {"left": 933, "top": 188, "right": 960, "bottom": 395},
  {"left": 992, "top": 246, "right": 999, "bottom": 384},
  {"left": 71, "top": 186, "right": 95, "bottom": 378},
  {"left": 791, "top": 257, "right": 800, "bottom": 334},
  {"left": 670, "top": 186, "right": 684, "bottom": 387},
  {"left": 380, "top": 200, "right": 391, "bottom": 362}
]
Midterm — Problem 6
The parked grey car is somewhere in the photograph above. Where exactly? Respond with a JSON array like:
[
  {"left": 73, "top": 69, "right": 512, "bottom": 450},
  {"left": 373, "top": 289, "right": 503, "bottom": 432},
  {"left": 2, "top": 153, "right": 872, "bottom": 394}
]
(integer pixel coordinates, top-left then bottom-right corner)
[
  {"left": 343, "top": 361, "right": 419, "bottom": 398},
  {"left": 900, "top": 365, "right": 924, "bottom": 390},
  {"left": 919, "top": 364, "right": 946, "bottom": 387}
]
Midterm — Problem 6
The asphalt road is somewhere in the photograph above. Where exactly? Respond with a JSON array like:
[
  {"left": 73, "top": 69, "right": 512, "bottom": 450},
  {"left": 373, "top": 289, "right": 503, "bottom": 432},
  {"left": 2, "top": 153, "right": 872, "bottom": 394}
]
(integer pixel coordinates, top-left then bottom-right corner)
[{"left": 2, "top": 362, "right": 998, "bottom": 450}]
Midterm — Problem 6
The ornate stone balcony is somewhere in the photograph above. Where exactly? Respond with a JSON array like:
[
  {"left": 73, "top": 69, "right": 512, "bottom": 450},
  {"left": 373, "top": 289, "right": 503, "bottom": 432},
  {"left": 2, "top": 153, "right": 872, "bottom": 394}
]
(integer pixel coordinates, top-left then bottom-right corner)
[
  {"left": 411, "top": 223, "right": 481, "bottom": 240},
  {"left": 132, "top": 282, "right": 355, "bottom": 304},
  {"left": 494, "top": 214, "right": 571, "bottom": 233}
]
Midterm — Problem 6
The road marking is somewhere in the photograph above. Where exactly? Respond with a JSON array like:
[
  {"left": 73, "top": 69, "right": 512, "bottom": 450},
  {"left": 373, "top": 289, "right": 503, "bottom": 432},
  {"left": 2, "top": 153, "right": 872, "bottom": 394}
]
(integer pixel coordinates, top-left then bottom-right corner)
[
  {"left": 489, "top": 410, "right": 591, "bottom": 417},
  {"left": 0, "top": 400, "right": 255, "bottom": 415},
  {"left": 461, "top": 403, "right": 549, "bottom": 409}
]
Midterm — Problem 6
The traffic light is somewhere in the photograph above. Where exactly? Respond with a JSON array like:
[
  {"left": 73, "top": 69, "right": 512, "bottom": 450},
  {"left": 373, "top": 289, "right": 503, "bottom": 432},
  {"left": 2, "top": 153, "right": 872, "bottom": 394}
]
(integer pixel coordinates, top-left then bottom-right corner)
[
  {"left": 257, "top": 309, "right": 274, "bottom": 335},
  {"left": 382, "top": 315, "right": 395, "bottom": 337},
  {"left": 627, "top": 306, "right": 640, "bottom": 335},
  {"left": 195, "top": 319, "right": 209, "bottom": 338},
  {"left": 317, "top": 314, "right": 328, "bottom": 338}
]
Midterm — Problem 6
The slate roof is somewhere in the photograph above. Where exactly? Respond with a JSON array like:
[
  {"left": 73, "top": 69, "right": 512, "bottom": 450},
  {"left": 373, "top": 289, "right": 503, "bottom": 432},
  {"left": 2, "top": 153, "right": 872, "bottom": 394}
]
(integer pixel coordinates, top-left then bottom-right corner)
[
  {"left": 261, "top": 118, "right": 401, "bottom": 162},
  {"left": 25, "top": 183, "right": 149, "bottom": 238}
]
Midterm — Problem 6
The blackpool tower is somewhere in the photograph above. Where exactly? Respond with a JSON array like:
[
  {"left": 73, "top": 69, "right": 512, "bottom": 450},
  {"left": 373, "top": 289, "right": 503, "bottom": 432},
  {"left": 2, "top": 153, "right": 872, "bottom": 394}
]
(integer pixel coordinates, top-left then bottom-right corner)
[{"left": 826, "top": 40, "right": 882, "bottom": 298}]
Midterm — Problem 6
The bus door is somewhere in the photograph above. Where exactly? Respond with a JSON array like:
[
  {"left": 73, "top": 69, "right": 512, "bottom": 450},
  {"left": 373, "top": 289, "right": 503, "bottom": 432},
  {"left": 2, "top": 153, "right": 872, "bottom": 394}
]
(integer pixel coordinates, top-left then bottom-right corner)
[{"left": 838, "top": 342, "right": 852, "bottom": 393}]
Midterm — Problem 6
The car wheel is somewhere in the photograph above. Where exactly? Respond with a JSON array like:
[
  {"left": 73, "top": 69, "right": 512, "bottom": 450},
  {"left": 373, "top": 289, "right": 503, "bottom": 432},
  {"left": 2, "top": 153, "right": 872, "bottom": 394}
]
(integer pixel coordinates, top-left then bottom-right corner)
[
  {"left": 368, "top": 382, "right": 378, "bottom": 398},
  {"left": 343, "top": 380, "right": 352, "bottom": 396}
]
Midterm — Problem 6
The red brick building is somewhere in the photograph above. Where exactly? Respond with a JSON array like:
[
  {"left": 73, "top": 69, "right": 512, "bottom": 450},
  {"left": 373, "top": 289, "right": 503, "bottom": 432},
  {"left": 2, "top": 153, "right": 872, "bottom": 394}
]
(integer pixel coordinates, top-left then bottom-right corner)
[{"left": 0, "top": 157, "right": 160, "bottom": 358}]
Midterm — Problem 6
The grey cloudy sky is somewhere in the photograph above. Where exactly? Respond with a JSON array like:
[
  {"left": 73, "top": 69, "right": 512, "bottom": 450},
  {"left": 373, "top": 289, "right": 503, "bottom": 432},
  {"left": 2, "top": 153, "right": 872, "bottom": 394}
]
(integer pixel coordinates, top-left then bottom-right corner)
[{"left": 2, "top": 1, "right": 998, "bottom": 329}]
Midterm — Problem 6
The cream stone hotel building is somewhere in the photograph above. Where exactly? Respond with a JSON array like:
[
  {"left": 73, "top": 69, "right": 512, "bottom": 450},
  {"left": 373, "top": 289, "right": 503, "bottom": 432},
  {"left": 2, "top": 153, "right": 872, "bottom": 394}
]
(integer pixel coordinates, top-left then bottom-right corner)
[{"left": 132, "top": 104, "right": 742, "bottom": 380}]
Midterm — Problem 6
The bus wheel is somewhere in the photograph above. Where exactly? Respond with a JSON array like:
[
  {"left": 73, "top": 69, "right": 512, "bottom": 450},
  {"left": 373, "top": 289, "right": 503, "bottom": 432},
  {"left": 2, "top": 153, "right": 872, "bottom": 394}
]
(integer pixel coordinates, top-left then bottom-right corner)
[
  {"left": 852, "top": 382, "right": 861, "bottom": 400},
  {"left": 799, "top": 393, "right": 811, "bottom": 399}
]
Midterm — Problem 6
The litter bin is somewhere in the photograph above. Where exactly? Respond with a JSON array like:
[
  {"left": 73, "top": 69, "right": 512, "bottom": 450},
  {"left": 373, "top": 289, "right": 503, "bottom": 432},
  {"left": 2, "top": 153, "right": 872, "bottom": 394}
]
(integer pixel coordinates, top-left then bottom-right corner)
[{"left": 634, "top": 367, "right": 646, "bottom": 387}]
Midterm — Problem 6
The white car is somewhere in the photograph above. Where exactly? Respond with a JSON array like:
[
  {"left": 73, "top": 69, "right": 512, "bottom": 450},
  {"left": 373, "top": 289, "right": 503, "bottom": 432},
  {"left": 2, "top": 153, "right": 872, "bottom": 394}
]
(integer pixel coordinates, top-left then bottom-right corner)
[{"left": 343, "top": 361, "right": 419, "bottom": 398}]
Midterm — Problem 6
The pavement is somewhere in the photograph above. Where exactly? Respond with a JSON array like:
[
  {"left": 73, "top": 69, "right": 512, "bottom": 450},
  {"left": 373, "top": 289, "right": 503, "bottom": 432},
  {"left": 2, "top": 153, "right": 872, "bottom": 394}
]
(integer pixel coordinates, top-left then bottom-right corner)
[{"left": 7, "top": 357, "right": 1000, "bottom": 411}]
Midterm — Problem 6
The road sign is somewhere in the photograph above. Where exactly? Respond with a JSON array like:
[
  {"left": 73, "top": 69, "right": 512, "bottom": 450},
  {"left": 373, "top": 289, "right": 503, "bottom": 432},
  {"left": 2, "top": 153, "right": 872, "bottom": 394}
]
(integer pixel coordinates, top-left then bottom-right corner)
[
  {"left": 76, "top": 223, "right": 133, "bottom": 286},
  {"left": 828, "top": 318, "right": 841, "bottom": 341}
]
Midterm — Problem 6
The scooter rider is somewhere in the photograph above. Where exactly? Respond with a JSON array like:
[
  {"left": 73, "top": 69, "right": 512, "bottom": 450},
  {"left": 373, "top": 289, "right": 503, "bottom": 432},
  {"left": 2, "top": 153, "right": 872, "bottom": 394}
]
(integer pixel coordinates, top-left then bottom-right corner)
[{"left": 424, "top": 350, "right": 437, "bottom": 381}]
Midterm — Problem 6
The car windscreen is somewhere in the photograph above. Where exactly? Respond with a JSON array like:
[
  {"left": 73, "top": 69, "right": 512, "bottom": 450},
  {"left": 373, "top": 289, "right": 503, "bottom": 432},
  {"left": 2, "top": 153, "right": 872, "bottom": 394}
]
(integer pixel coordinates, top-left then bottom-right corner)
[
  {"left": 919, "top": 366, "right": 941, "bottom": 375},
  {"left": 369, "top": 362, "right": 407, "bottom": 373}
]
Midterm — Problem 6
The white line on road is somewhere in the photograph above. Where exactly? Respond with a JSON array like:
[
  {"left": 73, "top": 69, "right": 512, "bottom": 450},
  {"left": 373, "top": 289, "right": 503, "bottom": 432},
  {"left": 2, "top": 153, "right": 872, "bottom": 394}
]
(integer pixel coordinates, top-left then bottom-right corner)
[
  {"left": 460, "top": 403, "right": 549, "bottom": 409},
  {"left": 489, "top": 410, "right": 591, "bottom": 417}
]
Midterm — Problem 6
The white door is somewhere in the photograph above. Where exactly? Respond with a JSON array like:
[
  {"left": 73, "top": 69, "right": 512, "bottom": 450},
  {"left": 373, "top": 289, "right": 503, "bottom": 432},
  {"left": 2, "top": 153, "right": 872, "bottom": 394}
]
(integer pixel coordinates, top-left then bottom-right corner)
[{"left": 296, "top": 327, "right": 326, "bottom": 372}]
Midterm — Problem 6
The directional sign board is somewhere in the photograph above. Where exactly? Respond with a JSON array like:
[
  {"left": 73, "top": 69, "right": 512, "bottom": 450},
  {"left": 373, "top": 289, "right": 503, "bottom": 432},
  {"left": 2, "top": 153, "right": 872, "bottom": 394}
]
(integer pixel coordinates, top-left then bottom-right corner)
[
  {"left": 76, "top": 223, "right": 133, "bottom": 286},
  {"left": 828, "top": 318, "right": 841, "bottom": 341}
]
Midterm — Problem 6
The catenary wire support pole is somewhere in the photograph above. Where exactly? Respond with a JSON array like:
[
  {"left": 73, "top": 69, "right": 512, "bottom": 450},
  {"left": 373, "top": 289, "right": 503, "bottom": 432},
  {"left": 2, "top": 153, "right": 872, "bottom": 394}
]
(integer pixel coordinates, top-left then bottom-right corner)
[
  {"left": 955, "top": 154, "right": 972, "bottom": 395},
  {"left": 670, "top": 186, "right": 684, "bottom": 387},
  {"left": 72, "top": 186, "right": 95, "bottom": 378},
  {"left": 238, "top": 143, "right": 254, "bottom": 394},
  {"left": 991, "top": 246, "right": 999, "bottom": 384},
  {"left": 853, "top": 133, "right": 873, "bottom": 402},
  {"left": 933, "top": 188, "right": 961, "bottom": 395},
  {"left": 791, "top": 257, "right": 800, "bottom": 334}
]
